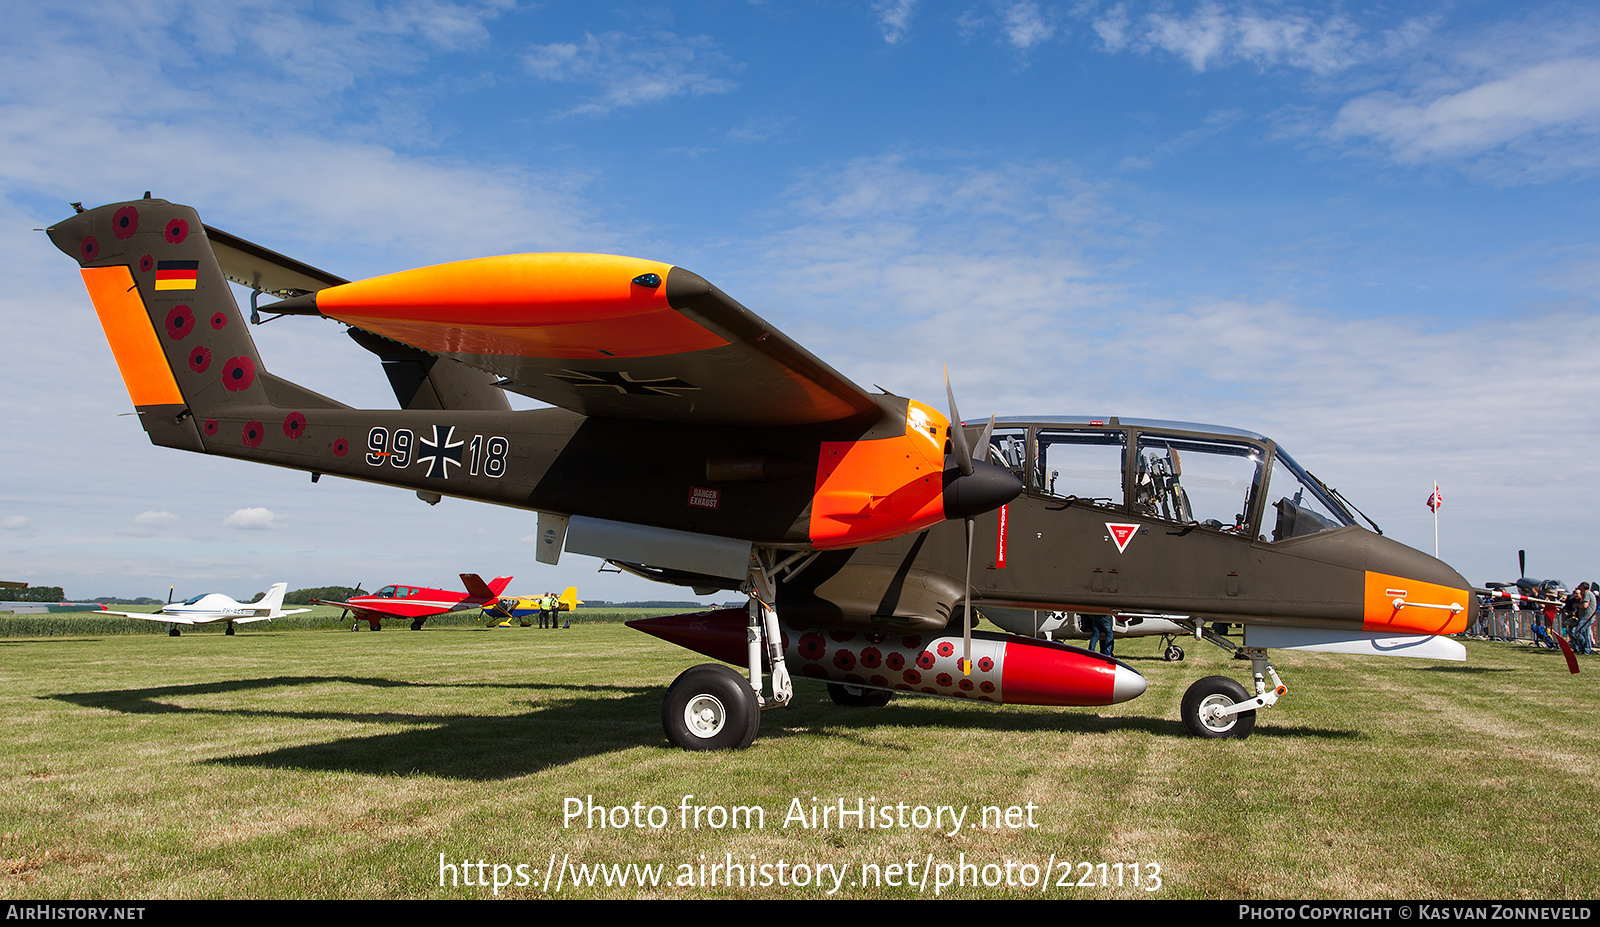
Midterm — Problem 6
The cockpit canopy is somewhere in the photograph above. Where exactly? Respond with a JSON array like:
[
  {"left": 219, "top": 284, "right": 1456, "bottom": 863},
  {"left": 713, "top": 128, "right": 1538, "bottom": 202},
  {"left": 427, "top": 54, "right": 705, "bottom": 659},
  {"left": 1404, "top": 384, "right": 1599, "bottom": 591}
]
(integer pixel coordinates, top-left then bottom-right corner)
[{"left": 984, "top": 416, "right": 1357, "bottom": 542}]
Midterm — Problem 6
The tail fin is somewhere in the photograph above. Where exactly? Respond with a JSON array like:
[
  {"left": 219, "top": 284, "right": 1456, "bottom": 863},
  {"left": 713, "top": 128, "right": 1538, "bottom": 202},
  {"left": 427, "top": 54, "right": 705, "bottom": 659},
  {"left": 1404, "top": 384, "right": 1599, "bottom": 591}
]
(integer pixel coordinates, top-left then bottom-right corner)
[
  {"left": 255, "top": 582, "right": 289, "bottom": 615},
  {"left": 559, "top": 586, "right": 581, "bottom": 611},
  {"left": 48, "top": 198, "right": 344, "bottom": 452},
  {"left": 461, "top": 574, "right": 514, "bottom": 600}
]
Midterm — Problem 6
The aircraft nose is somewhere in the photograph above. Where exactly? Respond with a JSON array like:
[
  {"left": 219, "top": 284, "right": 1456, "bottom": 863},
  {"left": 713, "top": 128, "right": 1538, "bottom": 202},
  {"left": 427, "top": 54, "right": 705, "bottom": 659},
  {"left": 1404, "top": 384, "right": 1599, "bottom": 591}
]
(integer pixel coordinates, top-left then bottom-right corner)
[{"left": 943, "top": 459, "right": 1024, "bottom": 520}]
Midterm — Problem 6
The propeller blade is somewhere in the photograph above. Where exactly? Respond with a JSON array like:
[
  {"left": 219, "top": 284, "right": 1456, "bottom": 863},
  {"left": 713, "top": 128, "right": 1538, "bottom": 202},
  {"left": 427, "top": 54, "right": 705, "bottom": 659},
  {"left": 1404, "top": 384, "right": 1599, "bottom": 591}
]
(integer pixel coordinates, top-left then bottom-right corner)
[
  {"left": 962, "top": 515, "right": 975, "bottom": 675},
  {"left": 975, "top": 414, "right": 996, "bottom": 467},
  {"left": 944, "top": 366, "right": 973, "bottom": 477},
  {"left": 1519, "top": 549, "right": 1527, "bottom": 580}
]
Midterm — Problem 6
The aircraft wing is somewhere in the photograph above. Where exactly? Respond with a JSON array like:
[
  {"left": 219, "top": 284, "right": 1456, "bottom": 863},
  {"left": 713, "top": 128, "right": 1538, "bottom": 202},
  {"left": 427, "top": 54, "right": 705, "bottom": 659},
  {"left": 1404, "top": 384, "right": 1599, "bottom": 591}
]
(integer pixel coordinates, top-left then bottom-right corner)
[
  {"left": 282, "top": 258, "right": 886, "bottom": 427},
  {"left": 101, "top": 610, "right": 192, "bottom": 624}
]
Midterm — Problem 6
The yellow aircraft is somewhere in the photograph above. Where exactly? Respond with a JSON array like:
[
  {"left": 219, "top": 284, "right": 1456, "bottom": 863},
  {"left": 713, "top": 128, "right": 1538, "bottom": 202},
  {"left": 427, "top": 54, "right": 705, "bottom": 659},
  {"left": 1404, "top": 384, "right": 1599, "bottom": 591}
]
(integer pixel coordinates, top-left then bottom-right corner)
[{"left": 484, "top": 587, "right": 582, "bottom": 627}]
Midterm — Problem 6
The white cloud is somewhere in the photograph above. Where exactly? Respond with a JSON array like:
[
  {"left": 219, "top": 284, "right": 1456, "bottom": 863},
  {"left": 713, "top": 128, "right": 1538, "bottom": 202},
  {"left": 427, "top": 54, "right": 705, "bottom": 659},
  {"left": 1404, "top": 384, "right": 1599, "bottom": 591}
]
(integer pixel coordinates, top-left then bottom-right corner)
[
  {"left": 223, "top": 508, "right": 284, "bottom": 530},
  {"left": 134, "top": 511, "right": 179, "bottom": 527},
  {"left": 524, "top": 31, "right": 740, "bottom": 117},
  {"left": 1001, "top": 2, "right": 1057, "bottom": 50},
  {"left": 874, "top": 0, "right": 919, "bottom": 45},
  {"left": 1332, "top": 58, "right": 1600, "bottom": 178},
  {"left": 2, "top": 515, "right": 28, "bottom": 530},
  {"left": 1086, "top": 2, "right": 1393, "bottom": 74}
]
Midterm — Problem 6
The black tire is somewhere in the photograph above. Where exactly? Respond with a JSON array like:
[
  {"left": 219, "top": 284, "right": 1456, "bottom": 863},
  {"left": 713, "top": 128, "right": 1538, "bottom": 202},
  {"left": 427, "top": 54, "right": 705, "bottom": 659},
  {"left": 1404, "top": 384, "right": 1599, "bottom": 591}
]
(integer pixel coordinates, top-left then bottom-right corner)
[
  {"left": 168, "top": 626, "right": 180, "bottom": 637},
  {"left": 1164, "top": 644, "right": 1184, "bottom": 662},
  {"left": 224, "top": 623, "right": 235, "bottom": 636},
  {"left": 662, "top": 664, "right": 761, "bottom": 751},
  {"left": 410, "top": 618, "right": 425, "bottom": 631},
  {"left": 827, "top": 682, "right": 894, "bottom": 708},
  {"left": 1181, "top": 676, "right": 1256, "bottom": 739}
]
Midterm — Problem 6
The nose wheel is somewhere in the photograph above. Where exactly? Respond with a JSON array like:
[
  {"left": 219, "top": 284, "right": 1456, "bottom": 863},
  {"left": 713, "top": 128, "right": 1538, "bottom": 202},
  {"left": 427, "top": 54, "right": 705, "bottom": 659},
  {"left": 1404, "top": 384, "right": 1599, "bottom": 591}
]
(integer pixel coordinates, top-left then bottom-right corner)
[{"left": 1180, "top": 676, "right": 1256, "bottom": 738}]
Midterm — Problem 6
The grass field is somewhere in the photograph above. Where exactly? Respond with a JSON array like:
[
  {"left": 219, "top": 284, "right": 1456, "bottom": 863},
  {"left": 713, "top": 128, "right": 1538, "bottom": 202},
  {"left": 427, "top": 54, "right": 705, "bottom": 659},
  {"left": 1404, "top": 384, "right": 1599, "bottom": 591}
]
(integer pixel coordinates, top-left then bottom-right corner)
[{"left": 1, "top": 619, "right": 1595, "bottom": 899}]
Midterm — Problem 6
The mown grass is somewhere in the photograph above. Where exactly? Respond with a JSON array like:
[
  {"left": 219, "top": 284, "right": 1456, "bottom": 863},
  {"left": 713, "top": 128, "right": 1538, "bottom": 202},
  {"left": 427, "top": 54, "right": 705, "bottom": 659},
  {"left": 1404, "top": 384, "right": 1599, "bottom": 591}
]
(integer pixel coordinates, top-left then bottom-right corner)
[{"left": 1, "top": 622, "right": 1595, "bottom": 899}]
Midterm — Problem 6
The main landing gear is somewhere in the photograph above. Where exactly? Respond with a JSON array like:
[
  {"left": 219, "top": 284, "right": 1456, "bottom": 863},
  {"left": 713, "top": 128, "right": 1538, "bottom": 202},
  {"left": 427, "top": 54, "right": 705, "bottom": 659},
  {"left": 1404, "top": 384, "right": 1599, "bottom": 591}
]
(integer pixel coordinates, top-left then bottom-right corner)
[
  {"left": 1176, "top": 623, "right": 1285, "bottom": 739},
  {"left": 660, "top": 550, "right": 801, "bottom": 751}
]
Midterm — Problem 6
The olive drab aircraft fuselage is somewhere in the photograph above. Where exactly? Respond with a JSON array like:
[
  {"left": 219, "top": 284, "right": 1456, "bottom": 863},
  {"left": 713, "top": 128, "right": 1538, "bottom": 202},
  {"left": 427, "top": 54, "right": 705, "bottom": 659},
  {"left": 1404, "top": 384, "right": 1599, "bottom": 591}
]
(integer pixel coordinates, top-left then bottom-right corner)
[{"left": 50, "top": 197, "right": 1476, "bottom": 748}]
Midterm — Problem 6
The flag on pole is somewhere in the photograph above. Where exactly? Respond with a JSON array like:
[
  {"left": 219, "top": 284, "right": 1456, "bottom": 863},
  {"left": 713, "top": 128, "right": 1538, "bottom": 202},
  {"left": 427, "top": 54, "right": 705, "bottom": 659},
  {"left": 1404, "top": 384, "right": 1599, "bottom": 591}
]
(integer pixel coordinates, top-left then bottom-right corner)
[{"left": 1427, "top": 483, "right": 1442, "bottom": 513}]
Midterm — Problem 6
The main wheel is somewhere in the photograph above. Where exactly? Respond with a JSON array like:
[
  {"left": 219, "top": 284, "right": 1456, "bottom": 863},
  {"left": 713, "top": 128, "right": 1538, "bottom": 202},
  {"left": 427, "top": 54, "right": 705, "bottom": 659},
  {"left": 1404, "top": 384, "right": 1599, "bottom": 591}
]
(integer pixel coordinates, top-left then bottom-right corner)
[
  {"left": 1181, "top": 676, "right": 1256, "bottom": 739},
  {"left": 410, "top": 618, "right": 425, "bottom": 631},
  {"left": 827, "top": 682, "right": 894, "bottom": 708},
  {"left": 663, "top": 664, "right": 761, "bottom": 751},
  {"left": 1163, "top": 644, "right": 1184, "bottom": 662},
  {"left": 224, "top": 623, "right": 235, "bottom": 636}
]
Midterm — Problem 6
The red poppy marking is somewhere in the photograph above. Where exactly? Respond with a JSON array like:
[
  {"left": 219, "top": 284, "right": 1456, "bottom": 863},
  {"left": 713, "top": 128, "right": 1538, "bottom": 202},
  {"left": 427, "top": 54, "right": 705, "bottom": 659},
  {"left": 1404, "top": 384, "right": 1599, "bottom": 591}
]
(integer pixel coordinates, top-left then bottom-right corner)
[
  {"left": 937, "top": 641, "right": 954, "bottom": 658},
  {"left": 920, "top": 687, "right": 936, "bottom": 695},
  {"left": 798, "top": 633, "right": 826, "bottom": 661},
  {"left": 241, "top": 421, "right": 264, "bottom": 448},
  {"left": 936, "top": 672, "right": 953, "bottom": 687},
  {"left": 164, "top": 304, "right": 194, "bottom": 340},
  {"left": 859, "top": 647, "right": 882, "bottom": 669},
  {"left": 332, "top": 438, "right": 349, "bottom": 457},
  {"left": 901, "top": 635, "right": 922, "bottom": 650},
  {"left": 112, "top": 206, "right": 139, "bottom": 240},
  {"left": 828, "top": 630, "right": 855, "bottom": 643},
  {"left": 80, "top": 236, "right": 99, "bottom": 261},
  {"left": 210, "top": 312, "right": 228, "bottom": 330},
  {"left": 832, "top": 650, "right": 856, "bottom": 672},
  {"left": 221, "top": 356, "right": 256, "bottom": 391},
  {"left": 979, "top": 680, "right": 995, "bottom": 694},
  {"left": 885, "top": 652, "right": 905, "bottom": 671},
  {"left": 188, "top": 345, "right": 211, "bottom": 373},
  {"left": 870, "top": 675, "right": 889, "bottom": 687},
  {"left": 903, "top": 669, "right": 921, "bottom": 684},
  {"left": 282, "top": 411, "right": 306, "bottom": 438},
  {"left": 895, "top": 684, "right": 912, "bottom": 691},
  {"left": 977, "top": 656, "right": 994, "bottom": 673},
  {"left": 977, "top": 695, "right": 994, "bottom": 702},
  {"left": 843, "top": 673, "right": 864, "bottom": 684},
  {"left": 779, "top": 628, "right": 790, "bottom": 650},
  {"left": 916, "top": 650, "right": 936, "bottom": 670},
  {"left": 164, "top": 218, "right": 188, "bottom": 244},
  {"left": 203, "top": 418, "right": 218, "bottom": 436},
  {"left": 800, "top": 664, "right": 827, "bottom": 680},
  {"left": 139, "top": 255, "right": 154, "bottom": 273},
  {"left": 958, "top": 678, "right": 973, "bottom": 691}
]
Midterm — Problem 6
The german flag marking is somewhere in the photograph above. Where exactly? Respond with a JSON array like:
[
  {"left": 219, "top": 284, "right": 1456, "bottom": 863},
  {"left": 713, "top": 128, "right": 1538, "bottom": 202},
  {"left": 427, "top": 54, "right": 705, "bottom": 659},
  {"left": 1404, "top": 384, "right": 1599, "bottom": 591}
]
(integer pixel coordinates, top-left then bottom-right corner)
[{"left": 154, "top": 260, "right": 199, "bottom": 291}]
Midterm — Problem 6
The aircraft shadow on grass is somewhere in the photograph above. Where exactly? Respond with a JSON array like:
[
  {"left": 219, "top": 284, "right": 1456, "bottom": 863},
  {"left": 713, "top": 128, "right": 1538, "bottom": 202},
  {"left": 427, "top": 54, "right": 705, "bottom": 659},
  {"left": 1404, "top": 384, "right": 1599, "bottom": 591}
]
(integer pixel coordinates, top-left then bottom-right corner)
[{"left": 46, "top": 674, "right": 1355, "bottom": 779}]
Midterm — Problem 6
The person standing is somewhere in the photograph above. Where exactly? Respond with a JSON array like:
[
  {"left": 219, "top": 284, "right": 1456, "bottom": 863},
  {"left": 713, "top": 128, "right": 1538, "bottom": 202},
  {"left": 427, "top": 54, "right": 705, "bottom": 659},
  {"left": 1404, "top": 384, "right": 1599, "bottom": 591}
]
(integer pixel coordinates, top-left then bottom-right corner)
[{"left": 1575, "top": 582, "right": 1596, "bottom": 655}]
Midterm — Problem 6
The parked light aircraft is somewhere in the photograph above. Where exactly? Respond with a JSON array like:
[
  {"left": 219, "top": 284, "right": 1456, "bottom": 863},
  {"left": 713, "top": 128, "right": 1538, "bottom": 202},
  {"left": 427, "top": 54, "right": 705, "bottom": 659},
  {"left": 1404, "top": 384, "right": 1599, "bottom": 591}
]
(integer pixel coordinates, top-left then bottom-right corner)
[
  {"left": 99, "top": 582, "right": 307, "bottom": 636},
  {"left": 314, "top": 574, "right": 512, "bottom": 630},
  {"left": 483, "top": 586, "right": 582, "bottom": 627},
  {"left": 983, "top": 608, "right": 1193, "bottom": 661},
  {"left": 51, "top": 197, "right": 1476, "bottom": 748}
]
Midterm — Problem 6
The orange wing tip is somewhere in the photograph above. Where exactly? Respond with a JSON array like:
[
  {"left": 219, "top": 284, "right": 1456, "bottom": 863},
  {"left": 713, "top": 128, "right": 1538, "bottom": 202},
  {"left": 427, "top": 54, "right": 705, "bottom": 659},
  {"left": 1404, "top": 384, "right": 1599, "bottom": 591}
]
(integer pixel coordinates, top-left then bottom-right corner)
[{"left": 317, "top": 254, "right": 728, "bottom": 360}]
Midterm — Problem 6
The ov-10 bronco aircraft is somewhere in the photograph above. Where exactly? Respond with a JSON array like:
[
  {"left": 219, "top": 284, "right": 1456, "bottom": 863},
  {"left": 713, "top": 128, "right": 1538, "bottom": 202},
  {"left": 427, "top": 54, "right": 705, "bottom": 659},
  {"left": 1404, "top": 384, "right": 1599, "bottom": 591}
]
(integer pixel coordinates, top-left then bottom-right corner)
[{"left": 51, "top": 196, "right": 1475, "bottom": 748}]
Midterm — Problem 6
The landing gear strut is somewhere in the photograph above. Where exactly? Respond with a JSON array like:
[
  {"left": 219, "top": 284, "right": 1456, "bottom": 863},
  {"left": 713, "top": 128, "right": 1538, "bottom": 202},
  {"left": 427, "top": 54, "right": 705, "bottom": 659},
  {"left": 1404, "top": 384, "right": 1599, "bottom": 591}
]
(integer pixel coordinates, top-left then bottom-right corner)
[
  {"left": 659, "top": 549, "right": 801, "bottom": 751},
  {"left": 1177, "top": 623, "right": 1286, "bottom": 739}
]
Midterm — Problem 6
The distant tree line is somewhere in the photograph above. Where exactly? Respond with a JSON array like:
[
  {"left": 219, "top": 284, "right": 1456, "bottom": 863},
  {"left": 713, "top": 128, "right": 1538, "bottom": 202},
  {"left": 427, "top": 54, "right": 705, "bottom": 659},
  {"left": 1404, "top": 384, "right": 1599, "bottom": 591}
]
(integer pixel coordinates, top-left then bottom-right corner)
[{"left": 7, "top": 586, "right": 65, "bottom": 602}]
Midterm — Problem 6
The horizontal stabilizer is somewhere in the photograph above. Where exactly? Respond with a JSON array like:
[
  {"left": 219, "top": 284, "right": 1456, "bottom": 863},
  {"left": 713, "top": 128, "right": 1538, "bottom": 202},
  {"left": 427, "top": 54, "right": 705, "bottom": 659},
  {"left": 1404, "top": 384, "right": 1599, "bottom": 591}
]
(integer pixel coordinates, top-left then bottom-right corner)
[
  {"left": 1243, "top": 625, "right": 1466, "bottom": 661},
  {"left": 204, "top": 224, "right": 347, "bottom": 300}
]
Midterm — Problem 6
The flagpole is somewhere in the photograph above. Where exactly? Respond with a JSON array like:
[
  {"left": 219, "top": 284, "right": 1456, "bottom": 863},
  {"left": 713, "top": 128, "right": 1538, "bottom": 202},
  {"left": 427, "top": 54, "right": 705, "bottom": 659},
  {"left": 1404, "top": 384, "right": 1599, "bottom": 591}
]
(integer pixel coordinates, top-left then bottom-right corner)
[{"left": 1433, "top": 479, "right": 1439, "bottom": 559}]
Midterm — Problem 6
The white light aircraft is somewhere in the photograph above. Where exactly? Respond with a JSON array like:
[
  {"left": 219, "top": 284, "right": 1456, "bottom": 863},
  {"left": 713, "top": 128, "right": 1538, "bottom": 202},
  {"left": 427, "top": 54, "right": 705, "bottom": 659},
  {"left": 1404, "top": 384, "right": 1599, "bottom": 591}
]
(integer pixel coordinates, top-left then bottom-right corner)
[{"left": 102, "top": 582, "right": 308, "bottom": 636}]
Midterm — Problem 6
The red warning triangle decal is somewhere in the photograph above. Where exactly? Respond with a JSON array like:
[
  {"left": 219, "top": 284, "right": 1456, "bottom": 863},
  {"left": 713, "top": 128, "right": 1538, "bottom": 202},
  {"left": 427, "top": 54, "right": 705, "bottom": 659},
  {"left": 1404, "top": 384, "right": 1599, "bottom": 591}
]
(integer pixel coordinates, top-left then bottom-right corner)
[{"left": 1106, "top": 522, "right": 1139, "bottom": 553}]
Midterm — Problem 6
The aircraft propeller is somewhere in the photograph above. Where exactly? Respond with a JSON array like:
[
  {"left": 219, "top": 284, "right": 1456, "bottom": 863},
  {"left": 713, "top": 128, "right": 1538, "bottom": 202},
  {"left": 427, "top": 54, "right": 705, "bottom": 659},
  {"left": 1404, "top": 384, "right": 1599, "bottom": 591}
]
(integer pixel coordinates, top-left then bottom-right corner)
[{"left": 944, "top": 368, "right": 1003, "bottom": 676}]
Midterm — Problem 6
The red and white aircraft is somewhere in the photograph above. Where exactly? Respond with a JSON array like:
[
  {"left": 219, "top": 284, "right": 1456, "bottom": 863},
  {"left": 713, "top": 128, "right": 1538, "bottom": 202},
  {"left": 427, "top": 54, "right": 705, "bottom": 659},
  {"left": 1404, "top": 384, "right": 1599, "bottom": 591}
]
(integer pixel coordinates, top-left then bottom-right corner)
[{"left": 315, "top": 574, "right": 512, "bottom": 630}]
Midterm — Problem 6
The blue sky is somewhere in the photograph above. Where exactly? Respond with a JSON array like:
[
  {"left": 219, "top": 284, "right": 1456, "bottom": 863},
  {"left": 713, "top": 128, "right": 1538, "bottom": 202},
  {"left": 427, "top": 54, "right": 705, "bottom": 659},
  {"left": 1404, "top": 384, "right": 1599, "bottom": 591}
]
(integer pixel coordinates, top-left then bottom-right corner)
[{"left": 4, "top": 0, "right": 1599, "bottom": 600}]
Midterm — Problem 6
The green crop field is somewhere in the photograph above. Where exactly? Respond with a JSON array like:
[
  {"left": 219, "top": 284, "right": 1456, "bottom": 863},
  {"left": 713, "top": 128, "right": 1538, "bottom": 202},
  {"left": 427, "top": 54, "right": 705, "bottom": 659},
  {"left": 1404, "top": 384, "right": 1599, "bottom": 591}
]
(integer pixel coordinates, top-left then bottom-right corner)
[{"left": 1, "top": 620, "right": 1595, "bottom": 899}]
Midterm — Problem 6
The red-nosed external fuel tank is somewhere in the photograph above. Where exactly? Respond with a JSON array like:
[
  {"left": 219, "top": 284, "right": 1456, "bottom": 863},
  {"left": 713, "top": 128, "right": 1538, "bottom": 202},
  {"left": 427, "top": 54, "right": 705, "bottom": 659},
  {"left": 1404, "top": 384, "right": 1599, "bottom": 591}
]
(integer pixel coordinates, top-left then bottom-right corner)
[{"left": 627, "top": 609, "right": 1148, "bottom": 707}]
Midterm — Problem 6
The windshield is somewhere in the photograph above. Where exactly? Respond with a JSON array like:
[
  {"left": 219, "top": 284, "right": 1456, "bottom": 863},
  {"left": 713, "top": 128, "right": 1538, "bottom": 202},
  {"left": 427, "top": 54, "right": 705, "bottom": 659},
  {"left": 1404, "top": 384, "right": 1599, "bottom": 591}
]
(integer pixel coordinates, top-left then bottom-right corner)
[
  {"left": 1258, "top": 449, "right": 1356, "bottom": 541},
  {"left": 1132, "top": 433, "right": 1263, "bottom": 533}
]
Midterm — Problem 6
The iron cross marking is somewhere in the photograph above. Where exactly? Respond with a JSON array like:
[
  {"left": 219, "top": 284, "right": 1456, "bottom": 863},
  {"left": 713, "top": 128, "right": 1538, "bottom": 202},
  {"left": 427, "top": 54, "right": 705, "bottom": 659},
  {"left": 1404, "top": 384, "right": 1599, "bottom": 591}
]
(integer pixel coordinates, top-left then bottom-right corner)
[
  {"left": 549, "top": 369, "right": 700, "bottom": 396},
  {"left": 417, "top": 424, "right": 465, "bottom": 479}
]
